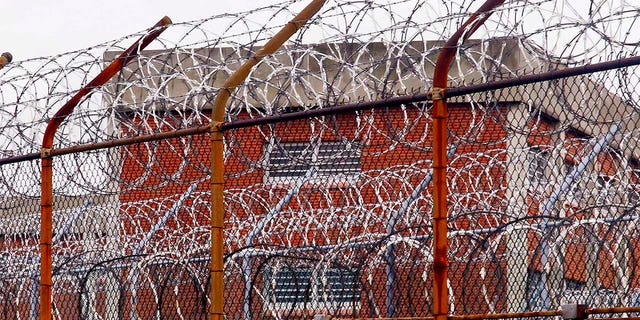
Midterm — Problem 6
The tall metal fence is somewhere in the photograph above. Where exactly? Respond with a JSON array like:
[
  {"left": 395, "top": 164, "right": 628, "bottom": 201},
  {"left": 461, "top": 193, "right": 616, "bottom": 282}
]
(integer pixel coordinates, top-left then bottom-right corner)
[{"left": 1, "top": 1, "right": 640, "bottom": 319}]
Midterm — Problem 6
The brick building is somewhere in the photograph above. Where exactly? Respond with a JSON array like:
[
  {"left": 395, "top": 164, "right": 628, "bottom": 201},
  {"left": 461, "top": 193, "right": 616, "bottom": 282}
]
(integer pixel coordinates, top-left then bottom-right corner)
[{"left": 23, "top": 38, "right": 637, "bottom": 318}]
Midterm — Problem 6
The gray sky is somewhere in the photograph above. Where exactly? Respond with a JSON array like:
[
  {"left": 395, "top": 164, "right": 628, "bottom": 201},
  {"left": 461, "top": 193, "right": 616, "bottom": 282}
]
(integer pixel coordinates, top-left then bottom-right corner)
[
  {"left": 3, "top": 1, "right": 637, "bottom": 63},
  {"left": 2, "top": 0, "right": 285, "bottom": 60}
]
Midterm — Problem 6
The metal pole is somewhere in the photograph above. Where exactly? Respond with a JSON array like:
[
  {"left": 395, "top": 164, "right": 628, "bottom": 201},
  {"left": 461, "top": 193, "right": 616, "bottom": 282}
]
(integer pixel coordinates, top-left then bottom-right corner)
[
  {"left": 431, "top": 1, "right": 505, "bottom": 319},
  {"left": 38, "top": 17, "right": 170, "bottom": 320},
  {"left": 207, "top": 1, "right": 326, "bottom": 319}
]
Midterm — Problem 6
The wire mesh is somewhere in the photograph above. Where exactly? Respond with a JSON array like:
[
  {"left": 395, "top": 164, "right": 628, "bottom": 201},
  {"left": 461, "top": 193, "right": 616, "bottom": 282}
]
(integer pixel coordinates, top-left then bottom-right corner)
[{"left": 0, "top": 0, "right": 639, "bottom": 319}]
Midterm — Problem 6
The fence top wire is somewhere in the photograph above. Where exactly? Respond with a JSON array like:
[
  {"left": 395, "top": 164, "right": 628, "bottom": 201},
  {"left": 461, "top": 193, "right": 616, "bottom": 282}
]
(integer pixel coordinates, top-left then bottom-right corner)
[{"left": 0, "top": 1, "right": 638, "bottom": 154}]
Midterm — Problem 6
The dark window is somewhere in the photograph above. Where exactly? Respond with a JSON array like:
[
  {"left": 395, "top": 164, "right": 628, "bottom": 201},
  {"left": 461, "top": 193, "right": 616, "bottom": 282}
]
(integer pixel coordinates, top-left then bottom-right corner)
[
  {"left": 565, "top": 278, "right": 585, "bottom": 291},
  {"left": 265, "top": 267, "right": 360, "bottom": 311},
  {"left": 560, "top": 278, "right": 587, "bottom": 305},
  {"left": 265, "top": 140, "right": 361, "bottom": 183}
]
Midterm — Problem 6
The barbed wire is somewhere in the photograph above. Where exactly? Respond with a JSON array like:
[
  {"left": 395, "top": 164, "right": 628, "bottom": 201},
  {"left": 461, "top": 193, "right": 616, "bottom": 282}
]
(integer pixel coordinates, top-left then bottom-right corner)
[{"left": 0, "top": 0, "right": 639, "bottom": 318}]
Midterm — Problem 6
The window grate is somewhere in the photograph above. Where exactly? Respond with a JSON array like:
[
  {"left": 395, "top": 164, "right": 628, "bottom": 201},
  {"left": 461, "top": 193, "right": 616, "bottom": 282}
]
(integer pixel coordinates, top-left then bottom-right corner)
[
  {"left": 266, "top": 267, "right": 361, "bottom": 311},
  {"left": 265, "top": 140, "right": 361, "bottom": 183},
  {"left": 527, "top": 148, "right": 548, "bottom": 188}
]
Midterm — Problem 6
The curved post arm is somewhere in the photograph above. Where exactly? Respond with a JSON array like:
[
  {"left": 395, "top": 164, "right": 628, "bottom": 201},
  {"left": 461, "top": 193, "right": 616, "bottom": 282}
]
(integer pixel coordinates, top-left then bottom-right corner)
[
  {"left": 39, "top": 16, "right": 171, "bottom": 320},
  {"left": 208, "top": 1, "right": 326, "bottom": 319},
  {"left": 431, "top": 2, "right": 506, "bottom": 320},
  {"left": 42, "top": 16, "right": 172, "bottom": 149}
]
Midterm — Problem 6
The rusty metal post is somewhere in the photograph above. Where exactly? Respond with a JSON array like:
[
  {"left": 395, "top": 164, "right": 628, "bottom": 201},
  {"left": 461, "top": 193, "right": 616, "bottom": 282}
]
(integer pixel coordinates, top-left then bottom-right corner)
[
  {"left": 431, "top": 1, "right": 505, "bottom": 320},
  {"left": 38, "top": 17, "right": 170, "bottom": 320},
  {"left": 208, "top": 2, "right": 326, "bottom": 319},
  {"left": 209, "top": 121, "right": 225, "bottom": 320}
]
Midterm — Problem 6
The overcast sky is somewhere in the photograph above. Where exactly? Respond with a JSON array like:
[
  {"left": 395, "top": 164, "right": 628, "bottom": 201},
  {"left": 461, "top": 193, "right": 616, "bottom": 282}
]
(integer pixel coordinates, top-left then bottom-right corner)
[
  {"left": 2, "top": 0, "right": 285, "bottom": 60},
  {"left": 3, "top": 1, "right": 637, "bottom": 63}
]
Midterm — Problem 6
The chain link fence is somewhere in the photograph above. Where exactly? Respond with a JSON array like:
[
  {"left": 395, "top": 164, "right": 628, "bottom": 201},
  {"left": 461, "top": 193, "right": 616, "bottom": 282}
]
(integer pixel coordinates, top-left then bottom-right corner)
[{"left": 1, "top": 1, "right": 640, "bottom": 319}]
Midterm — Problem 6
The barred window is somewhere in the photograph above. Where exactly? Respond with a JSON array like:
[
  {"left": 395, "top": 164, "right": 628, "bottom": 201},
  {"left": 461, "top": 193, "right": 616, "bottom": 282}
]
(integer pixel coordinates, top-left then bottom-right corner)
[
  {"left": 265, "top": 140, "right": 361, "bottom": 183},
  {"left": 527, "top": 148, "right": 548, "bottom": 188},
  {"left": 265, "top": 267, "right": 360, "bottom": 311}
]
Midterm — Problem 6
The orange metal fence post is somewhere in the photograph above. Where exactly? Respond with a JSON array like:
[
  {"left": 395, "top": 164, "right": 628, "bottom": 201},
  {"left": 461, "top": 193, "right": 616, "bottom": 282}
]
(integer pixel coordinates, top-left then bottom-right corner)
[
  {"left": 207, "top": 2, "right": 326, "bottom": 319},
  {"left": 431, "top": 1, "right": 505, "bottom": 320},
  {"left": 38, "top": 17, "right": 170, "bottom": 319}
]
